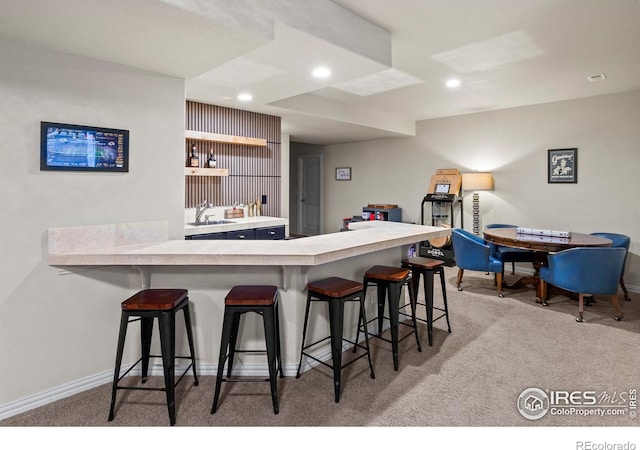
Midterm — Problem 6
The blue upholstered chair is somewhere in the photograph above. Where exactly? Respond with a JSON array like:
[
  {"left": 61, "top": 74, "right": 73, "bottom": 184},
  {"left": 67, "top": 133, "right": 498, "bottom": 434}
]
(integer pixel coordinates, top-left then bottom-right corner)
[
  {"left": 539, "top": 247, "right": 625, "bottom": 322},
  {"left": 485, "top": 224, "right": 535, "bottom": 275},
  {"left": 590, "top": 233, "right": 631, "bottom": 301},
  {"left": 451, "top": 228, "right": 504, "bottom": 297}
]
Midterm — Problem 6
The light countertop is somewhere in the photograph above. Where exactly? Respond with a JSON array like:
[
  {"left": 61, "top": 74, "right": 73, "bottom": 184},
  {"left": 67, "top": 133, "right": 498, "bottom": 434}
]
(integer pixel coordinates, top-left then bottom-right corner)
[{"left": 48, "top": 220, "right": 449, "bottom": 267}]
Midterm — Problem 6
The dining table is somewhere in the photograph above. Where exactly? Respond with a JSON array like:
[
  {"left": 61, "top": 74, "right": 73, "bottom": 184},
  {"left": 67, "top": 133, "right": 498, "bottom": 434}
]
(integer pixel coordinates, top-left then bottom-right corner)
[{"left": 482, "top": 227, "right": 612, "bottom": 305}]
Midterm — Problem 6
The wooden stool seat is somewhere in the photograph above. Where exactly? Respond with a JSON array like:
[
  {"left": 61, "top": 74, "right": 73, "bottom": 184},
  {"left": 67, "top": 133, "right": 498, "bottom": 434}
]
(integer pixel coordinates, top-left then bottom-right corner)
[
  {"left": 109, "top": 289, "right": 198, "bottom": 426},
  {"left": 401, "top": 257, "right": 445, "bottom": 271},
  {"left": 225, "top": 285, "right": 278, "bottom": 306},
  {"left": 364, "top": 265, "right": 410, "bottom": 282},
  {"left": 307, "top": 277, "right": 364, "bottom": 298},
  {"left": 296, "top": 277, "right": 375, "bottom": 403},
  {"left": 401, "top": 257, "right": 451, "bottom": 347},
  {"left": 122, "top": 289, "right": 188, "bottom": 310}
]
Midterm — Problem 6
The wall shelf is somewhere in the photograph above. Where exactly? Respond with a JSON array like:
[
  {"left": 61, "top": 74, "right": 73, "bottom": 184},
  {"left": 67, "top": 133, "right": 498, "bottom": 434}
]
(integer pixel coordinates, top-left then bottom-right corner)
[
  {"left": 185, "top": 130, "right": 267, "bottom": 147},
  {"left": 185, "top": 167, "right": 229, "bottom": 177}
]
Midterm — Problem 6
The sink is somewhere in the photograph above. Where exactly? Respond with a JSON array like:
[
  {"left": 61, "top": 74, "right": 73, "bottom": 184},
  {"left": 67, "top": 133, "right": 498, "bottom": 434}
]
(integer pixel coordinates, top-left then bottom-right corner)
[{"left": 188, "top": 220, "right": 235, "bottom": 226}]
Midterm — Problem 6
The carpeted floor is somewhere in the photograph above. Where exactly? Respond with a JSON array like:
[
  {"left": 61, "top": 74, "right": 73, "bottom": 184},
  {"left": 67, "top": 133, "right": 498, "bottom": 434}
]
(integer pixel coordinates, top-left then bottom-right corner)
[{"left": 2, "top": 267, "right": 639, "bottom": 441}]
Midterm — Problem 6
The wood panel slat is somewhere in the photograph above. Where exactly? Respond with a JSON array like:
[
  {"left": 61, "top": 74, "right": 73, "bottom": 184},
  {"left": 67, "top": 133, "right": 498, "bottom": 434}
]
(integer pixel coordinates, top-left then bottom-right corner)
[{"left": 184, "top": 101, "right": 281, "bottom": 211}]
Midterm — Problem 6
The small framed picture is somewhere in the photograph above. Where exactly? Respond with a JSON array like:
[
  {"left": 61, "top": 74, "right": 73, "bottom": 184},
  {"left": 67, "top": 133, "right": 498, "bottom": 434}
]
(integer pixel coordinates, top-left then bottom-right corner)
[
  {"left": 548, "top": 148, "right": 577, "bottom": 183},
  {"left": 336, "top": 167, "right": 352, "bottom": 181}
]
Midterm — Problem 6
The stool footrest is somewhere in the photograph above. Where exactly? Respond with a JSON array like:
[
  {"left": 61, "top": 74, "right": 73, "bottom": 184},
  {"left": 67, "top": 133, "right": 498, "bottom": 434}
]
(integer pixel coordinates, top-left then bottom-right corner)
[
  {"left": 113, "top": 361, "right": 195, "bottom": 392},
  {"left": 220, "top": 377, "right": 271, "bottom": 383},
  {"left": 300, "top": 341, "right": 371, "bottom": 372},
  {"left": 360, "top": 317, "right": 419, "bottom": 344}
]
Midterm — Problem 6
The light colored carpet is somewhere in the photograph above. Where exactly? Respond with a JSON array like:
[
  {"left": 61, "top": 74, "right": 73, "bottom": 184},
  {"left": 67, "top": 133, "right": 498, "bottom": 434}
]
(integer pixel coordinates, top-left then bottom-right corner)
[{"left": 1, "top": 267, "right": 639, "bottom": 436}]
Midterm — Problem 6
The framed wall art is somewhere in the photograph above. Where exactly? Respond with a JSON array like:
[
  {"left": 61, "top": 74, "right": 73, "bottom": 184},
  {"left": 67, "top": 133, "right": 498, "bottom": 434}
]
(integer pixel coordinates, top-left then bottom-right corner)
[
  {"left": 548, "top": 148, "right": 577, "bottom": 183},
  {"left": 336, "top": 167, "right": 351, "bottom": 181}
]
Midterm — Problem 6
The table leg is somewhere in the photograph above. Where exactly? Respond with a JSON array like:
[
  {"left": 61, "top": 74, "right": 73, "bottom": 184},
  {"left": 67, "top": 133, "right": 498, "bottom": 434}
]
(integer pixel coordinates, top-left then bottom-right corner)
[{"left": 500, "top": 252, "right": 551, "bottom": 306}]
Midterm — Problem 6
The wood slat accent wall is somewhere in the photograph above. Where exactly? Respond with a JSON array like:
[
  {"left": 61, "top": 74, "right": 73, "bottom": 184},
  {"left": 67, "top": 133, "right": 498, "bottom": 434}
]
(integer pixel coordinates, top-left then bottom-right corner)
[{"left": 185, "top": 101, "right": 281, "bottom": 216}]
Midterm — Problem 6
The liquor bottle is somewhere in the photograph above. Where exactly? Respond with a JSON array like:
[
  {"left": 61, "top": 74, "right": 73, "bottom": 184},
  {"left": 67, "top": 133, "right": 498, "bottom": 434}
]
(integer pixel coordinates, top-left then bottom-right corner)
[
  {"left": 189, "top": 144, "right": 199, "bottom": 167},
  {"left": 207, "top": 149, "right": 217, "bottom": 168}
]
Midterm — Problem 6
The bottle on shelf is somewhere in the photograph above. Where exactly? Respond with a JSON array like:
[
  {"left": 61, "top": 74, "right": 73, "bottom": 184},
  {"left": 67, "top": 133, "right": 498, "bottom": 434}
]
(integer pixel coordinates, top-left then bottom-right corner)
[
  {"left": 189, "top": 144, "right": 199, "bottom": 168},
  {"left": 207, "top": 148, "right": 217, "bottom": 168}
]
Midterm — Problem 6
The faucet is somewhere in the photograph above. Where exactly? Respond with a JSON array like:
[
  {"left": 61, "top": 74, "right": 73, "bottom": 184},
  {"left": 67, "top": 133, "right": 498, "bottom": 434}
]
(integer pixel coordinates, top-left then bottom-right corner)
[{"left": 195, "top": 200, "right": 212, "bottom": 224}]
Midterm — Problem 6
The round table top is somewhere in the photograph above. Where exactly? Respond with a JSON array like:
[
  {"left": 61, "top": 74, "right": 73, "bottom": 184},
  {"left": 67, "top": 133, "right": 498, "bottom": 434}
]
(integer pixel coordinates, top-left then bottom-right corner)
[{"left": 483, "top": 227, "right": 612, "bottom": 253}]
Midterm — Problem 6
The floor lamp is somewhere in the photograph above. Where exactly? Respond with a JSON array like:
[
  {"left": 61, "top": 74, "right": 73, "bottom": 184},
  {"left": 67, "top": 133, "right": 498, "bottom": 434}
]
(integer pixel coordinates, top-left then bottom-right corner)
[{"left": 462, "top": 172, "right": 494, "bottom": 235}]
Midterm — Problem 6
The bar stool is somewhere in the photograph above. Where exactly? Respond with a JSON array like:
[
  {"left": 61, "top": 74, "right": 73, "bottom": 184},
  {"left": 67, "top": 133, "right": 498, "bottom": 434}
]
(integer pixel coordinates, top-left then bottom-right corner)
[
  {"left": 296, "top": 277, "right": 375, "bottom": 403},
  {"left": 108, "top": 289, "right": 198, "bottom": 426},
  {"left": 401, "top": 257, "right": 451, "bottom": 346},
  {"left": 211, "top": 285, "right": 283, "bottom": 414},
  {"left": 357, "top": 265, "right": 421, "bottom": 371}
]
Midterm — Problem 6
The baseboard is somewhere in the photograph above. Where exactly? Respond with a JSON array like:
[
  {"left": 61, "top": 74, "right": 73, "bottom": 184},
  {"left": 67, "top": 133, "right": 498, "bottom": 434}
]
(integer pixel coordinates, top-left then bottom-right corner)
[
  {"left": 0, "top": 344, "right": 344, "bottom": 421},
  {"left": 0, "top": 369, "right": 113, "bottom": 421}
]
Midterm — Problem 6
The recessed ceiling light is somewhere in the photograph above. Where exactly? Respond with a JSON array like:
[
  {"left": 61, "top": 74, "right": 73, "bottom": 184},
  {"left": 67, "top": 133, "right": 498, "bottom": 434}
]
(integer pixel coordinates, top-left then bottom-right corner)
[
  {"left": 446, "top": 78, "right": 461, "bottom": 88},
  {"left": 237, "top": 93, "right": 253, "bottom": 101},
  {"left": 312, "top": 67, "right": 331, "bottom": 78}
]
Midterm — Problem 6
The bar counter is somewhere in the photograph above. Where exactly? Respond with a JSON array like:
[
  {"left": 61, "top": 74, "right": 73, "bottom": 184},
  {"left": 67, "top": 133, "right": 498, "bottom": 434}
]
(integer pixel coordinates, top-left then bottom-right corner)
[
  {"left": 47, "top": 220, "right": 449, "bottom": 375},
  {"left": 48, "top": 220, "right": 447, "bottom": 267}
]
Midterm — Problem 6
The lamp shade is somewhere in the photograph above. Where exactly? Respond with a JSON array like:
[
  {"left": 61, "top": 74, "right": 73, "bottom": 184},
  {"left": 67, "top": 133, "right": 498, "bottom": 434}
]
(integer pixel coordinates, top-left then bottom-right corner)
[{"left": 462, "top": 172, "right": 494, "bottom": 191}]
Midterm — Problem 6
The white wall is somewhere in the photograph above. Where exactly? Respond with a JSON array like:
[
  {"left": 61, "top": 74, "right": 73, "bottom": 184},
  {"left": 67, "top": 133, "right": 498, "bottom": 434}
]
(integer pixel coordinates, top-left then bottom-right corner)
[
  {"left": 0, "top": 39, "right": 185, "bottom": 405},
  {"left": 292, "top": 90, "right": 640, "bottom": 288}
]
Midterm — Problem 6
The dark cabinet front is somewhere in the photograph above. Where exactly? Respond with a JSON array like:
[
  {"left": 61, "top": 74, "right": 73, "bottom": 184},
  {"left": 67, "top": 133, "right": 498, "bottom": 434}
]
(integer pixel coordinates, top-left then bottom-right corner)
[
  {"left": 187, "top": 225, "right": 285, "bottom": 240},
  {"left": 227, "top": 229, "right": 256, "bottom": 240},
  {"left": 256, "top": 226, "right": 285, "bottom": 240},
  {"left": 187, "top": 232, "right": 227, "bottom": 240}
]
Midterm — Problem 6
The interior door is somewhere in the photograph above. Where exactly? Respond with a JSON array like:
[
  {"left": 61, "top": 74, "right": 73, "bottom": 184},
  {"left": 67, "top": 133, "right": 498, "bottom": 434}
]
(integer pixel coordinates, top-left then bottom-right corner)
[{"left": 298, "top": 154, "right": 322, "bottom": 235}]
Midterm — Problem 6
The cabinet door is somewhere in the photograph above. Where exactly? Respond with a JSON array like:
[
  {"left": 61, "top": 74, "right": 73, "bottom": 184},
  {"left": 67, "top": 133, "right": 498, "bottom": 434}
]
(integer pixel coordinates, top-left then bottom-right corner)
[
  {"left": 256, "top": 226, "right": 285, "bottom": 240},
  {"left": 187, "top": 232, "right": 227, "bottom": 240},
  {"left": 227, "top": 229, "right": 256, "bottom": 240}
]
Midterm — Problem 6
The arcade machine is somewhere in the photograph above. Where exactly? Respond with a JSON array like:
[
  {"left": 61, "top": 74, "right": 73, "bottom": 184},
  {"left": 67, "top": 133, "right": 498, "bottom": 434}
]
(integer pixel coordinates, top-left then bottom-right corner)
[{"left": 418, "top": 168, "right": 463, "bottom": 266}]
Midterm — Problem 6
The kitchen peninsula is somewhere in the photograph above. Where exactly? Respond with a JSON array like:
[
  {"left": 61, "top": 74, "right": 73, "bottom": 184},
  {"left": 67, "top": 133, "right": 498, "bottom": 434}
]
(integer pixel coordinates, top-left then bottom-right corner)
[{"left": 48, "top": 220, "right": 449, "bottom": 373}]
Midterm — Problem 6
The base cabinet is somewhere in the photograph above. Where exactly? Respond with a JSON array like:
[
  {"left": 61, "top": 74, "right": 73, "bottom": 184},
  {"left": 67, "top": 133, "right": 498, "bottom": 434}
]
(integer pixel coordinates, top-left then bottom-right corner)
[
  {"left": 188, "top": 232, "right": 227, "bottom": 240},
  {"left": 227, "top": 229, "right": 256, "bottom": 240},
  {"left": 186, "top": 225, "right": 285, "bottom": 241},
  {"left": 256, "top": 226, "right": 286, "bottom": 240}
]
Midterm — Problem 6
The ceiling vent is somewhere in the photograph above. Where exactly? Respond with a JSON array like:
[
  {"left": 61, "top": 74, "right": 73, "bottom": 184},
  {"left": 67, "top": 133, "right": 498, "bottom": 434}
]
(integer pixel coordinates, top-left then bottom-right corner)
[{"left": 587, "top": 73, "right": 607, "bottom": 82}]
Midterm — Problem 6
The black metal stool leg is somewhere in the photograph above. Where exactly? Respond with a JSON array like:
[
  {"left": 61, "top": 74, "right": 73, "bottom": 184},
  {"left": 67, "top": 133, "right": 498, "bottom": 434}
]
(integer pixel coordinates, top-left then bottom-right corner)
[
  {"left": 108, "top": 312, "right": 129, "bottom": 421},
  {"left": 439, "top": 268, "right": 452, "bottom": 332},
  {"left": 158, "top": 311, "right": 176, "bottom": 426},
  {"left": 406, "top": 277, "right": 422, "bottom": 352},
  {"left": 140, "top": 317, "right": 153, "bottom": 383},
  {"left": 262, "top": 305, "right": 280, "bottom": 414},
  {"left": 296, "top": 293, "right": 313, "bottom": 378},
  {"left": 226, "top": 313, "right": 241, "bottom": 377},
  {"left": 424, "top": 270, "right": 435, "bottom": 346},
  {"left": 376, "top": 283, "right": 387, "bottom": 335},
  {"left": 274, "top": 299, "right": 284, "bottom": 378},
  {"left": 387, "top": 281, "right": 401, "bottom": 371},
  {"left": 327, "top": 298, "right": 345, "bottom": 403},
  {"left": 211, "top": 308, "right": 234, "bottom": 414},
  {"left": 358, "top": 297, "right": 375, "bottom": 379},
  {"left": 182, "top": 303, "right": 199, "bottom": 385}
]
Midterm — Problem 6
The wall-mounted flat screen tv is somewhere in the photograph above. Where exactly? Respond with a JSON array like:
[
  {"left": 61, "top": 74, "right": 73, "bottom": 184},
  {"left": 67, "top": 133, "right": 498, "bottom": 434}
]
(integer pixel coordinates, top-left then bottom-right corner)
[{"left": 40, "top": 121, "right": 129, "bottom": 172}]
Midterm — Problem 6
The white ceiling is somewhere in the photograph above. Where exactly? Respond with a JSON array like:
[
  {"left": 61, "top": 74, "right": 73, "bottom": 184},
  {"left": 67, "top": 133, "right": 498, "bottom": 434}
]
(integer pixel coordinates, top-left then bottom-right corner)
[{"left": 2, "top": 0, "right": 639, "bottom": 145}]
